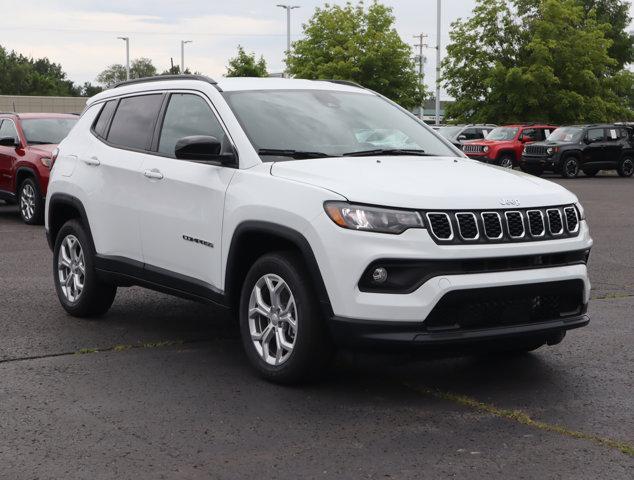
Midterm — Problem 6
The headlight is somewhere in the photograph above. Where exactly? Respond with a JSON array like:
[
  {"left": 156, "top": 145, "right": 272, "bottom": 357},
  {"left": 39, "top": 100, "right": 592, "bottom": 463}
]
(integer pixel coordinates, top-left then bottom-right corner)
[
  {"left": 546, "top": 147, "right": 553, "bottom": 155},
  {"left": 40, "top": 157, "right": 52, "bottom": 168},
  {"left": 324, "top": 201, "right": 424, "bottom": 234},
  {"left": 575, "top": 202, "right": 586, "bottom": 220},
  {"left": 482, "top": 146, "right": 489, "bottom": 153}
]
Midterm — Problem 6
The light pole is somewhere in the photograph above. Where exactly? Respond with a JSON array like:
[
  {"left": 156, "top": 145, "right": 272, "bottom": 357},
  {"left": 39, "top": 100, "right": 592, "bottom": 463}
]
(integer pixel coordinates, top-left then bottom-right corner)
[
  {"left": 277, "top": 4, "right": 300, "bottom": 77},
  {"left": 435, "top": 0, "right": 441, "bottom": 125},
  {"left": 413, "top": 33, "right": 428, "bottom": 120},
  {"left": 181, "top": 40, "right": 192, "bottom": 74},
  {"left": 118, "top": 36, "right": 130, "bottom": 80}
]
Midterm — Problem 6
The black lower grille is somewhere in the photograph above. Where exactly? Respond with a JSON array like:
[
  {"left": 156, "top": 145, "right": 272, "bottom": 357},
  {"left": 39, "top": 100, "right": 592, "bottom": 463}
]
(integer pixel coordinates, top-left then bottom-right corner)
[{"left": 424, "top": 280, "right": 585, "bottom": 331}]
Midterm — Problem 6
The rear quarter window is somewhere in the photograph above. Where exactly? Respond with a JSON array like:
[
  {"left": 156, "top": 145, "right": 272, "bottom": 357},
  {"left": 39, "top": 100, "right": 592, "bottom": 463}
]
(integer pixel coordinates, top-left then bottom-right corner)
[
  {"left": 106, "top": 94, "right": 164, "bottom": 150},
  {"left": 93, "top": 100, "right": 118, "bottom": 139}
]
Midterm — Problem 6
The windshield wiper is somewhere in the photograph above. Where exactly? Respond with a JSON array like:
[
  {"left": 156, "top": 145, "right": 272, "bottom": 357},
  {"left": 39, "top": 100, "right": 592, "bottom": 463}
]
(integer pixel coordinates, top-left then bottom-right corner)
[
  {"left": 258, "top": 148, "right": 332, "bottom": 159},
  {"left": 342, "top": 148, "right": 433, "bottom": 157}
]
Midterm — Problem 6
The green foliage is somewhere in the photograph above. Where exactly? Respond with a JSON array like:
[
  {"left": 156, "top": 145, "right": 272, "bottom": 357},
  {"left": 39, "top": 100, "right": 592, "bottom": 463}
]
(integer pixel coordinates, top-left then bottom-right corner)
[
  {"left": 0, "top": 45, "right": 79, "bottom": 96},
  {"left": 226, "top": 46, "right": 268, "bottom": 77},
  {"left": 444, "top": 0, "right": 634, "bottom": 123},
  {"left": 96, "top": 58, "right": 158, "bottom": 87},
  {"left": 287, "top": 1, "right": 425, "bottom": 109},
  {"left": 80, "top": 82, "right": 103, "bottom": 97}
]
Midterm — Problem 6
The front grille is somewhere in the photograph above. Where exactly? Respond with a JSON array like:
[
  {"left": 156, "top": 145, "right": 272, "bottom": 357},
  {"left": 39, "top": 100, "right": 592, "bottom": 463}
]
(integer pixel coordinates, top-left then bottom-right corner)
[
  {"left": 564, "top": 206, "right": 579, "bottom": 232},
  {"left": 424, "top": 280, "right": 585, "bottom": 331},
  {"left": 426, "top": 213, "right": 453, "bottom": 240},
  {"left": 456, "top": 213, "right": 478, "bottom": 239},
  {"left": 527, "top": 210, "right": 545, "bottom": 237},
  {"left": 423, "top": 205, "right": 580, "bottom": 244},
  {"left": 481, "top": 212, "right": 503, "bottom": 239},
  {"left": 547, "top": 209, "right": 564, "bottom": 235},
  {"left": 524, "top": 145, "right": 548, "bottom": 156},
  {"left": 463, "top": 144, "right": 483, "bottom": 154}
]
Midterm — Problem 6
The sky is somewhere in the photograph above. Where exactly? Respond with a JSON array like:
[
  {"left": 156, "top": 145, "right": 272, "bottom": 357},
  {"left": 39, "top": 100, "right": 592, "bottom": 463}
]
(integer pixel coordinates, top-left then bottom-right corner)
[{"left": 2, "top": 0, "right": 633, "bottom": 98}]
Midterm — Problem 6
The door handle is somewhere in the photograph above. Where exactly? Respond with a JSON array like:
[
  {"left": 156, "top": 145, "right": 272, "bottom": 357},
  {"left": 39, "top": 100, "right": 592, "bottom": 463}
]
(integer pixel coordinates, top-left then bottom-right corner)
[
  {"left": 83, "top": 156, "right": 100, "bottom": 166},
  {"left": 143, "top": 168, "right": 164, "bottom": 180}
]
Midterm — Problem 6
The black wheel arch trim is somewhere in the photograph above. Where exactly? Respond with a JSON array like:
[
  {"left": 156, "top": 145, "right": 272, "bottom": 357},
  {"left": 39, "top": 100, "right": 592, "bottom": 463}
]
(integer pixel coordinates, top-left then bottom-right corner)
[
  {"left": 225, "top": 220, "right": 334, "bottom": 318},
  {"left": 47, "top": 193, "right": 96, "bottom": 252},
  {"left": 15, "top": 166, "right": 41, "bottom": 192}
]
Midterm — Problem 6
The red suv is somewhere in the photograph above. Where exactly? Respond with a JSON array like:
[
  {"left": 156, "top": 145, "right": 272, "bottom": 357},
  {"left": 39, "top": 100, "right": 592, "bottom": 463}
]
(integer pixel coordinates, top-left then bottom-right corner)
[
  {"left": 0, "top": 113, "right": 77, "bottom": 224},
  {"left": 462, "top": 124, "right": 558, "bottom": 168}
]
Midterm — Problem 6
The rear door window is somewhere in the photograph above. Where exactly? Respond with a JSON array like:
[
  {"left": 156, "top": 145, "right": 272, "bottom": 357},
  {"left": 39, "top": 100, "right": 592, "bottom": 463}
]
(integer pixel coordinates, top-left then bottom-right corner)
[
  {"left": 107, "top": 94, "right": 164, "bottom": 150},
  {"left": 461, "top": 128, "right": 479, "bottom": 140},
  {"left": 93, "top": 100, "right": 118, "bottom": 139}
]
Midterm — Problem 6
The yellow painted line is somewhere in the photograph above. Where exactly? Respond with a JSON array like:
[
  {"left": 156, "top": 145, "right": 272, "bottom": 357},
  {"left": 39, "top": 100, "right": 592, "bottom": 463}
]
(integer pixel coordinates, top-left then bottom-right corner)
[{"left": 405, "top": 384, "right": 634, "bottom": 457}]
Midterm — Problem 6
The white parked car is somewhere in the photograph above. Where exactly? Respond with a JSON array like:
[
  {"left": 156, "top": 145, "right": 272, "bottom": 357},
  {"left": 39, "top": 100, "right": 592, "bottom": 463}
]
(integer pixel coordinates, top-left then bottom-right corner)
[{"left": 45, "top": 76, "right": 592, "bottom": 383}]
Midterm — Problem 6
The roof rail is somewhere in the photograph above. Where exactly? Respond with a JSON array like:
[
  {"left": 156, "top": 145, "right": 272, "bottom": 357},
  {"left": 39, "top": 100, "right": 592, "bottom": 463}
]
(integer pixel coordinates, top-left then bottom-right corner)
[
  {"left": 113, "top": 74, "right": 218, "bottom": 89},
  {"left": 323, "top": 79, "right": 365, "bottom": 89}
]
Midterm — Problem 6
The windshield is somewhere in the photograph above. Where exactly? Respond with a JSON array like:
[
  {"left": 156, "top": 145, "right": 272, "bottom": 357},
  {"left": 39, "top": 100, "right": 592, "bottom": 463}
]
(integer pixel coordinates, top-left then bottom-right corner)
[
  {"left": 223, "top": 90, "right": 456, "bottom": 160},
  {"left": 21, "top": 118, "right": 77, "bottom": 145},
  {"left": 547, "top": 127, "right": 582, "bottom": 143},
  {"left": 485, "top": 127, "right": 518, "bottom": 141},
  {"left": 436, "top": 126, "right": 463, "bottom": 139}
]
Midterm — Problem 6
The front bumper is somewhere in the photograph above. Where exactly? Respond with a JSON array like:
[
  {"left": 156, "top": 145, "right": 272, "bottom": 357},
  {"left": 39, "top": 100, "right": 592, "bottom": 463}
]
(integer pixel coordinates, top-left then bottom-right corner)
[
  {"left": 330, "top": 312, "right": 589, "bottom": 350},
  {"left": 520, "top": 154, "right": 562, "bottom": 170}
]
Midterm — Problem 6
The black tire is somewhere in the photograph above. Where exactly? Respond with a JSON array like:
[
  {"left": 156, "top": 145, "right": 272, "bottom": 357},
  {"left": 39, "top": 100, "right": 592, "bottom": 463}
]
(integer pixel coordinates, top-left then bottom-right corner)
[
  {"left": 498, "top": 154, "right": 514, "bottom": 169},
  {"left": 583, "top": 169, "right": 598, "bottom": 177},
  {"left": 239, "top": 251, "right": 334, "bottom": 384},
  {"left": 561, "top": 156, "right": 580, "bottom": 178},
  {"left": 617, "top": 156, "right": 634, "bottom": 177},
  {"left": 53, "top": 219, "right": 117, "bottom": 317},
  {"left": 18, "top": 177, "right": 44, "bottom": 225}
]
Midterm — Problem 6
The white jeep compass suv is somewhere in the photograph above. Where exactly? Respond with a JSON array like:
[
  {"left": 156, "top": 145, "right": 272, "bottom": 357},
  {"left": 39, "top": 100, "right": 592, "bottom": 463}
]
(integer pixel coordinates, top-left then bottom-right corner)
[{"left": 45, "top": 75, "right": 592, "bottom": 383}]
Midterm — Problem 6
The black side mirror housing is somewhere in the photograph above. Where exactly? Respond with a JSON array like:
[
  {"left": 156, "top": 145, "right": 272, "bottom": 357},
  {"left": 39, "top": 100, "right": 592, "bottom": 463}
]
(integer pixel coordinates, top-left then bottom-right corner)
[
  {"left": 174, "top": 135, "right": 237, "bottom": 167},
  {"left": 0, "top": 136, "right": 19, "bottom": 147}
]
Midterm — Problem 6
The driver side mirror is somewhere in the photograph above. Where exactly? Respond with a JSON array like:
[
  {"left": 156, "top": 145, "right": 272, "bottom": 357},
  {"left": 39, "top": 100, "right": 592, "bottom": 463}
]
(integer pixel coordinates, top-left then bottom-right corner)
[
  {"left": 174, "top": 135, "right": 237, "bottom": 167},
  {"left": 520, "top": 135, "right": 534, "bottom": 143},
  {"left": 0, "top": 136, "right": 19, "bottom": 147}
]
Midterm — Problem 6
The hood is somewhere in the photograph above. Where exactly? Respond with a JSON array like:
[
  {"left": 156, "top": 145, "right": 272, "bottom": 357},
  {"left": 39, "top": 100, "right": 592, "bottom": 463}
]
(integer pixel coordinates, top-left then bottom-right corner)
[
  {"left": 270, "top": 156, "right": 576, "bottom": 210},
  {"left": 28, "top": 144, "right": 57, "bottom": 155}
]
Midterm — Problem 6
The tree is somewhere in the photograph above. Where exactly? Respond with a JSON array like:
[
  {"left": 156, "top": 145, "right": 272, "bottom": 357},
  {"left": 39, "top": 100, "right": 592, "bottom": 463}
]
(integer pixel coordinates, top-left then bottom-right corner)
[
  {"left": 96, "top": 58, "right": 158, "bottom": 87},
  {"left": 226, "top": 46, "right": 268, "bottom": 77},
  {"left": 80, "top": 82, "right": 103, "bottom": 97},
  {"left": 0, "top": 45, "right": 79, "bottom": 96},
  {"left": 443, "top": 0, "right": 633, "bottom": 123},
  {"left": 287, "top": 1, "right": 425, "bottom": 109}
]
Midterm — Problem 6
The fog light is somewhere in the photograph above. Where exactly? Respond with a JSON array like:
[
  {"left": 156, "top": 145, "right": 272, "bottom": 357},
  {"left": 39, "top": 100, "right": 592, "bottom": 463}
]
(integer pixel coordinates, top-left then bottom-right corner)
[{"left": 372, "top": 267, "right": 388, "bottom": 283}]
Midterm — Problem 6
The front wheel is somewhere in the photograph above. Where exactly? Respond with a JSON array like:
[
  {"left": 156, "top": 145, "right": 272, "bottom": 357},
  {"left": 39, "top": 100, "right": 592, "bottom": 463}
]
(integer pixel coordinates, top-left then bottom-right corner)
[
  {"left": 239, "top": 251, "right": 334, "bottom": 384},
  {"left": 18, "top": 178, "right": 44, "bottom": 225},
  {"left": 498, "top": 155, "right": 514, "bottom": 168},
  {"left": 617, "top": 157, "right": 634, "bottom": 177},
  {"left": 53, "top": 219, "right": 117, "bottom": 317},
  {"left": 561, "top": 157, "right": 580, "bottom": 178}
]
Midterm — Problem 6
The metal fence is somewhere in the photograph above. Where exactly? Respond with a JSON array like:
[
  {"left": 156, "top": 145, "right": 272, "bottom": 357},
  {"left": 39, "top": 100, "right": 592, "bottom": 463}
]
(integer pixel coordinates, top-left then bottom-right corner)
[{"left": 0, "top": 95, "right": 87, "bottom": 114}]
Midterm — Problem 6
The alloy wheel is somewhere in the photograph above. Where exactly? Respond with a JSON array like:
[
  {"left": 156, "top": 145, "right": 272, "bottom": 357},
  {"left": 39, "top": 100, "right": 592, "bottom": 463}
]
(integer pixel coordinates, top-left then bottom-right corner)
[
  {"left": 20, "top": 183, "right": 36, "bottom": 221},
  {"left": 57, "top": 234, "right": 86, "bottom": 303},
  {"left": 500, "top": 157, "right": 513, "bottom": 168},
  {"left": 623, "top": 159, "right": 634, "bottom": 176},
  {"left": 565, "top": 159, "right": 578, "bottom": 177},
  {"left": 248, "top": 273, "right": 298, "bottom": 366}
]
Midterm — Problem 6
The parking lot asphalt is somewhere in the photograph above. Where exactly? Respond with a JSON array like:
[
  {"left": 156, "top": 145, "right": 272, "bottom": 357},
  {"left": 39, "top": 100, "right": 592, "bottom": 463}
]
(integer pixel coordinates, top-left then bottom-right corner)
[{"left": 0, "top": 174, "right": 632, "bottom": 479}]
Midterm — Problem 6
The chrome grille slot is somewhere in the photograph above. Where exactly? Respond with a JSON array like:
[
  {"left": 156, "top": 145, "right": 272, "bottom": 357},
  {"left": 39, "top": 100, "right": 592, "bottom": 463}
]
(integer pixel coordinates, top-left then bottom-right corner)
[
  {"left": 505, "top": 211, "right": 525, "bottom": 238},
  {"left": 456, "top": 213, "right": 479, "bottom": 240},
  {"left": 527, "top": 210, "right": 545, "bottom": 237},
  {"left": 546, "top": 209, "right": 564, "bottom": 235},
  {"left": 481, "top": 212, "right": 503, "bottom": 239},
  {"left": 564, "top": 207, "right": 579, "bottom": 233},
  {"left": 426, "top": 213, "right": 453, "bottom": 240},
  {"left": 463, "top": 144, "right": 483, "bottom": 154}
]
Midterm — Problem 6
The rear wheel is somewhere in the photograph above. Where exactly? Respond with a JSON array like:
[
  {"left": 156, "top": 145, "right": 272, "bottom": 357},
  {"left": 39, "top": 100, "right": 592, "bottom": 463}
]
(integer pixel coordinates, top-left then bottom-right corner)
[
  {"left": 617, "top": 157, "right": 634, "bottom": 177},
  {"left": 561, "top": 157, "right": 580, "bottom": 178},
  {"left": 583, "top": 169, "right": 598, "bottom": 177},
  {"left": 18, "top": 178, "right": 44, "bottom": 225},
  {"left": 53, "top": 219, "right": 117, "bottom": 317},
  {"left": 239, "top": 251, "right": 334, "bottom": 384}
]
